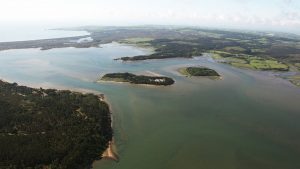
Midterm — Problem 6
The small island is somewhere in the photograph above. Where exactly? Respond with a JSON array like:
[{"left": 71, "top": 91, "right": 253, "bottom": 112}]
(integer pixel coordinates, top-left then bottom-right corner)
[
  {"left": 100, "top": 73, "right": 175, "bottom": 86},
  {"left": 178, "top": 67, "right": 220, "bottom": 77}
]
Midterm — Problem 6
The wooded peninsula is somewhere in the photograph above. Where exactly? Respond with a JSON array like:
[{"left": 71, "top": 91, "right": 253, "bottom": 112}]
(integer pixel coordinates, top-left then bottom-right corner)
[{"left": 0, "top": 80, "right": 112, "bottom": 169}]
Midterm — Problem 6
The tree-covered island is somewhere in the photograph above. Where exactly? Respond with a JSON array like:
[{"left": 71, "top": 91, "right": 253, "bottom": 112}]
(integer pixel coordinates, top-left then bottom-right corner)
[
  {"left": 0, "top": 80, "right": 112, "bottom": 169},
  {"left": 178, "top": 67, "right": 220, "bottom": 77},
  {"left": 100, "top": 73, "right": 175, "bottom": 86}
]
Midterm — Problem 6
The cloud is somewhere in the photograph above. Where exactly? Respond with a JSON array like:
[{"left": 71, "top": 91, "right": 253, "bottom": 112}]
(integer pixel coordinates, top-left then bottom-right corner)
[{"left": 0, "top": 0, "right": 299, "bottom": 33}]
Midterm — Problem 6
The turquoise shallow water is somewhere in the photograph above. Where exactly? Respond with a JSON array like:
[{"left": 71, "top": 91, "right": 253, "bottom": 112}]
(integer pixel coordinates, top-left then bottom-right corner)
[{"left": 0, "top": 43, "right": 300, "bottom": 169}]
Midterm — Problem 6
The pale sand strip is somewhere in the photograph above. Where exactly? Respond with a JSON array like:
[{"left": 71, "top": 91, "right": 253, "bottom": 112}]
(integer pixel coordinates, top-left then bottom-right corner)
[
  {"left": 143, "top": 71, "right": 162, "bottom": 77},
  {"left": 101, "top": 139, "right": 119, "bottom": 161},
  {"left": 100, "top": 97, "right": 119, "bottom": 162}
]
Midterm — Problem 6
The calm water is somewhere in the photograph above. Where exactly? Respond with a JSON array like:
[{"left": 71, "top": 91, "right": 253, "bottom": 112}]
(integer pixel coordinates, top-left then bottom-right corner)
[
  {"left": 0, "top": 26, "right": 89, "bottom": 42},
  {"left": 0, "top": 43, "right": 300, "bottom": 169}
]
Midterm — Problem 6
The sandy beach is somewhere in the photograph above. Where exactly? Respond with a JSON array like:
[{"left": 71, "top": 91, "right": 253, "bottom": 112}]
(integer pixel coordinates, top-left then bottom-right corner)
[
  {"left": 100, "top": 97, "right": 119, "bottom": 162},
  {"left": 101, "top": 140, "right": 119, "bottom": 161}
]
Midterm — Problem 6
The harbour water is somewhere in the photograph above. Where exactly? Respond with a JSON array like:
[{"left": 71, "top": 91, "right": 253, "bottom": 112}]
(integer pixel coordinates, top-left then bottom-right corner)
[{"left": 0, "top": 43, "right": 300, "bottom": 169}]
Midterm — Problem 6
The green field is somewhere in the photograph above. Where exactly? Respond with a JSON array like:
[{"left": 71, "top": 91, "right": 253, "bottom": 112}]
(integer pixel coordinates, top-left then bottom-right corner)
[
  {"left": 211, "top": 51, "right": 289, "bottom": 71},
  {"left": 288, "top": 75, "right": 300, "bottom": 86},
  {"left": 250, "top": 59, "right": 289, "bottom": 70},
  {"left": 251, "top": 48, "right": 267, "bottom": 53},
  {"left": 295, "top": 63, "right": 300, "bottom": 70},
  {"left": 118, "top": 38, "right": 154, "bottom": 48},
  {"left": 223, "top": 46, "right": 246, "bottom": 53},
  {"left": 120, "top": 37, "right": 154, "bottom": 43}
]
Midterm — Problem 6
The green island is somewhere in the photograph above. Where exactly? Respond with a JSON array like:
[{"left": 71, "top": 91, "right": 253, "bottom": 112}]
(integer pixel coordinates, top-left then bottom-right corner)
[
  {"left": 0, "top": 80, "right": 112, "bottom": 169},
  {"left": 179, "top": 67, "right": 220, "bottom": 77},
  {"left": 100, "top": 73, "right": 175, "bottom": 86}
]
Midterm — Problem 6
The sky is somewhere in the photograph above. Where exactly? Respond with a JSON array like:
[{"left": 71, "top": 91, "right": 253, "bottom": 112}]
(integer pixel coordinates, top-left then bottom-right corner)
[{"left": 0, "top": 0, "right": 300, "bottom": 34}]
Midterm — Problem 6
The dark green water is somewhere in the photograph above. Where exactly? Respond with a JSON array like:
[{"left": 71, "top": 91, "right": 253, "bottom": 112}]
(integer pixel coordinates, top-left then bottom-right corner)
[{"left": 0, "top": 43, "right": 299, "bottom": 169}]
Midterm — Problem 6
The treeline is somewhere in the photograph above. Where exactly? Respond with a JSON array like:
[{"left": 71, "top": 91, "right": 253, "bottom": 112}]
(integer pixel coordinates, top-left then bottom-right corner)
[{"left": 0, "top": 80, "right": 112, "bottom": 169}]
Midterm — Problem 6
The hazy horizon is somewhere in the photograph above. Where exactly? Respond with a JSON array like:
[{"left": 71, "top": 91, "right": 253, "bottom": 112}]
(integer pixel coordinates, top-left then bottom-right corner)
[{"left": 0, "top": 0, "right": 300, "bottom": 35}]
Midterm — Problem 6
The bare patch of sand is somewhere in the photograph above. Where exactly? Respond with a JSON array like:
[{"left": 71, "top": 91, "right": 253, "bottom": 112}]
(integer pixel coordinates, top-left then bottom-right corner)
[{"left": 101, "top": 140, "right": 119, "bottom": 161}]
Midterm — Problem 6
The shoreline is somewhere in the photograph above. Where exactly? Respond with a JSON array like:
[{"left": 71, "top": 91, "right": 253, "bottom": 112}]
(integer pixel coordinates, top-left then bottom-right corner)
[
  {"left": 0, "top": 77, "right": 105, "bottom": 95},
  {"left": 99, "top": 96, "right": 119, "bottom": 162},
  {"left": 97, "top": 79, "right": 175, "bottom": 87},
  {"left": 101, "top": 140, "right": 119, "bottom": 162}
]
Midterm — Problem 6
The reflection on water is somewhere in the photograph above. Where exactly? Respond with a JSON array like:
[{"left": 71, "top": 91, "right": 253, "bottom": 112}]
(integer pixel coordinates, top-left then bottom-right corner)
[{"left": 0, "top": 43, "right": 300, "bottom": 169}]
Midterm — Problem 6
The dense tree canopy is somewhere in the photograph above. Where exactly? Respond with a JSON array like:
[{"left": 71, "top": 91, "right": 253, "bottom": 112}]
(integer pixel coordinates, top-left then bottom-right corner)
[
  {"left": 101, "top": 73, "right": 175, "bottom": 86},
  {"left": 0, "top": 80, "right": 112, "bottom": 169}
]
